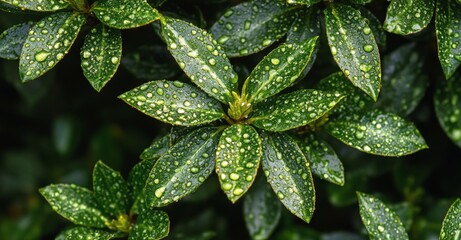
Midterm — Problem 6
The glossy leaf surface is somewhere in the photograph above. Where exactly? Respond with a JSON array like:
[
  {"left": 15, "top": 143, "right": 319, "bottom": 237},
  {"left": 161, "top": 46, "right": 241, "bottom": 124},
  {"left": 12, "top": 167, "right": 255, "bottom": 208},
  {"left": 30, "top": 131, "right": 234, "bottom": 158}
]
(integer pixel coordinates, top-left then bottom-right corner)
[
  {"left": 210, "top": 0, "right": 299, "bottom": 57},
  {"left": 119, "top": 80, "right": 225, "bottom": 126},
  {"left": 357, "top": 192, "right": 409, "bottom": 240},
  {"left": 384, "top": 0, "right": 434, "bottom": 35},
  {"left": 324, "top": 3, "right": 381, "bottom": 101},
  {"left": 0, "top": 0, "right": 68, "bottom": 11},
  {"left": 436, "top": 0, "right": 461, "bottom": 79},
  {"left": 349, "top": 0, "right": 372, "bottom": 4},
  {"left": 261, "top": 132, "right": 315, "bottom": 223},
  {"left": 19, "top": 12, "right": 86, "bottom": 82},
  {"left": 146, "top": 127, "right": 221, "bottom": 207},
  {"left": 440, "top": 199, "right": 461, "bottom": 240},
  {"left": 243, "top": 37, "right": 318, "bottom": 103},
  {"left": 140, "top": 134, "right": 170, "bottom": 161},
  {"left": 324, "top": 109, "right": 428, "bottom": 156},
  {"left": 286, "top": 7, "right": 321, "bottom": 43},
  {"left": 129, "top": 210, "right": 169, "bottom": 240},
  {"left": 286, "top": 0, "right": 320, "bottom": 6},
  {"left": 92, "top": 0, "right": 160, "bottom": 29},
  {"left": 128, "top": 158, "right": 157, "bottom": 209},
  {"left": 250, "top": 89, "right": 344, "bottom": 132},
  {"left": 359, "top": 6, "right": 386, "bottom": 47},
  {"left": 57, "top": 227, "right": 123, "bottom": 240},
  {"left": 0, "top": 22, "right": 34, "bottom": 60},
  {"left": 39, "top": 184, "right": 108, "bottom": 228},
  {"left": 216, "top": 124, "right": 261, "bottom": 203}
]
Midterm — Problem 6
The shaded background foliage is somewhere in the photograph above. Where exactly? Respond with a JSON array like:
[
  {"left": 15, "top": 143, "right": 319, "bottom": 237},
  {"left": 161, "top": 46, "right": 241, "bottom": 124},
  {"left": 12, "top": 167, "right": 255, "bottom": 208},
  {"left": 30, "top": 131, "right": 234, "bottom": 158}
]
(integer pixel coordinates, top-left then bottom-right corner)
[{"left": 1, "top": 0, "right": 461, "bottom": 239}]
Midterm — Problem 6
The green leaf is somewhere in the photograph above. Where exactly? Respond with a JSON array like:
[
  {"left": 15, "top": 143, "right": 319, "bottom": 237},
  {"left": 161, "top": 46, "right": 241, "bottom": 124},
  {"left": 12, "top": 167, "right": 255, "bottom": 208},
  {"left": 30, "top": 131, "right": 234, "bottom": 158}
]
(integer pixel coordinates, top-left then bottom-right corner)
[
  {"left": 436, "top": 0, "right": 461, "bottom": 79},
  {"left": 39, "top": 184, "right": 109, "bottom": 228},
  {"left": 81, "top": 24, "right": 122, "bottom": 92},
  {"left": 297, "top": 133, "right": 344, "bottom": 186},
  {"left": 210, "top": 0, "right": 299, "bottom": 57},
  {"left": 170, "top": 126, "right": 200, "bottom": 145},
  {"left": 286, "top": 0, "right": 321, "bottom": 6},
  {"left": 434, "top": 72, "right": 461, "bottom": 148},
  {"left": 129, "top": 210, "right": 169, "bottom": 240},
  {"left": 324, "top": 109, "right": 428, "bottom": 156},
  {"left": 91, "top": 0, "right": 161, "bottom": 29},
  {"left": 146, "top": 127, "right": 222, "bottom": 207},
  {"left": 216, "top": 124, "right": 262, "bottom": 203},
  {"left": 384, "top": 0, "right": 434, "bottom": 35},
  {"left": 19, "top": 12, "right": 86, "bottom": 82},
  {"left": 250, "top": 89, "right": 344, "bottom": 132},
  {"left": 119, "top": 80, "right": 225, "bottom": 126},
  {"left": 243, "top": 175, "right": 281, "bottom": 240},
  {"left": 242, "top": 37, "right": 319, "bottom": 104},
  {"left": 57, "top": 227, "right": 123, "bottom": 240},
  {"left": 349, "top": 0, "right": 372, "bottom": 4},
  {"left": 357, "top": 192, "right": 409, "bottom": 240},
  {"left": 161, "top": 17, "right": 238, "bottom": 103},
  {"left": 375, "top": 43, "right": 428, "bottom": 116},
  {"left": 129, "top": 158, "right": 157, "bottom": 210},
  {"left": 324, "top": 3, "right": 381, "bottom": 101},
  {"left": 261, "top": 132, "right": 315, "bottom": 223},
  {"left": 93, "top": 161, "right": 129, "bottom": 217},
  {"left": 140, "top": 134, "right": 170, "bottom": 161},
  {"left": 0, "top": 22, "right": 34, "bottom": 60},
  {"left": 0, "top": 0, "right": 69, "bottom": 11},
  {"left": 358, "top": 6, "right": 387, "bottom": 48},
  {"left": 440, "top": 199, "right": 461, "bottom": 240}
]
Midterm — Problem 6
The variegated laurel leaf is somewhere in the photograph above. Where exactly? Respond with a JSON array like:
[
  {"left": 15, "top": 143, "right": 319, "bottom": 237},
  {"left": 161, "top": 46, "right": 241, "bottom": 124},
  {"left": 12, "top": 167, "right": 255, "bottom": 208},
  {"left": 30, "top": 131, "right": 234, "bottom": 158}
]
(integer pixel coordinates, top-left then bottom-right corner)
[
  {"left": 119, "top": 80, "right": 225, "bottom": 126},
  {"left": 384, "top": 0, "right": 434, "bottom": 35},
  {"left": 349, "top": 0, "right": 373, "bottom": 4},
  {"left": 129, "top": 210, "right": 170, "bottom": 240},
  {"left": 56, "top": 227, "right": 124, "bottom": 240},
  {"left": 128, "top": 158, "right": 157, "bottom": 214},
  {"left": 439, "top": 199, "right": 461, "bottom": 240},
  {"left": 286, "top": 0, "right": 320, "bottom": 6},
  {"left": 0, "top": 22, "right": 34, "bottom": 60},
  {"left": 0, "top": 0, "right": 68, "bottom": 11},
  {"left": 358, "top": 6, "right": 387, "bottom": 48},
  {"left": 140, "top": 134, "right": 170, "bottom": 161}
]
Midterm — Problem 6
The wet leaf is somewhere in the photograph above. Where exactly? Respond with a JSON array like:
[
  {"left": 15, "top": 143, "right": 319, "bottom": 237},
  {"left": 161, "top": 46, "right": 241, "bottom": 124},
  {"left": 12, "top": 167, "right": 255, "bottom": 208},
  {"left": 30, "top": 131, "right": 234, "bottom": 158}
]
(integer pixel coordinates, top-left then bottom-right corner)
[
  {"left": 357, "top": 192, "right": 409, "bottom": 240},
  {"left": 286, "top": 6, "right": 321, "bottom": 43},
  {"left": 161, "top": 16, "right": 238, "bottom": 103},
  {"left": 439, "top": 199, "right": 461, "bottom": 240},
  {"left": 436, "top": 0, "right": 461, "bottom": 79},
  {"left": 349, "top": 0, "right": 372, "bottom": 4},
  {"left": 210, "top": 0, "right": 299, "bottom": 57},
  {"left": 39, "top": 184, "right": 108, "bottom": 228},
  {"left": 384, "top": 0, "right": 434, "bottom": 35},
  {"left": 0, "top": 0, "right": 69, "bottom": 11},
  {"left": 286, "top": 0, "right": 321, "bottom": 6},
  {"left": 91, "top": 0, "right": 160, "bottom": 29},
  {"left": 119, "top": 80, "right": 225, "bottom": 126},
  {"left": 242, "top": 37, "right": 319, "bottom": 104},
  {"left": 93, "top": 161, "right": 129, "bottom": 217},
  {"left": 324, "top": 109, "right": 428, "bottom": 156},
  {"left": 243, "top": 175, "right": 281, "bottom": 240},
  {"left": 0, "top": 21, "right": 34, "bottom": 60},
  {"left": 434, "top": 72, "right": 461, "bottom": 148},
  {"left": 297, "top": 133, "right": 344, "bottom": 186},
  {"left": 376, "top": 43, "right": 427, "bottom": 116},
  {"left": 129, "top": 210, "right": 169, "bottom": 240},
  {"left": 261, "top": 132, "right": 315, "bottom": 223},
  {"left": 56, "top": 227, "right": 123, "bottom": 240},
  {"left": 129, "top": 158, "right": 157, "bottom": 208},
  {"left": 216, "top": 124, "right": 261, "bottom": 203},
  {"left": 146, "top": 127, "right": 222, "bottom": 207},
  {"left": 19, "top": 12, "right": 86, "bottom": 82},
  {"left": 170, "top": 126, "right": 200, "bottom": 145},
  {"left": 324, "top": 3, "right": 381, "bottom": 101},
  {"left": 140, "top": 134, "right": 170, "bottom": 161},
  {"left": 250, "top": 89, "right": 344, "bottom": 132},
  {"left": 358, "top": 6, "right": 386, "bottom": 48}
]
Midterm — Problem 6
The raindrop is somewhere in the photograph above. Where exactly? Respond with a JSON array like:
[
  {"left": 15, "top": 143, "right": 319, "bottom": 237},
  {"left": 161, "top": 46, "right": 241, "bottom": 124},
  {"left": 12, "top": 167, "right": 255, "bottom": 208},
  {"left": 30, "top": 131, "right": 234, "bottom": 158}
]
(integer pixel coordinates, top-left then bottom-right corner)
[
  {"left": 222, "top": 183, "right": 232, "bottom": 190},
  {"left": 111, "top": 57, "right": 118, "bottom": 64},
  {"left": 233, "top": 188, "right": 244, "bottom": 196},
  {"left": 154, "top": 187, "right": 166, "bottom": 198},
  {"left": 34, "top": 51, "right": 50, "bottom": 62},
  {"left": 271, "top": 58, "right": 280, "bottom": 65},
  {"left": 363, "top": 27, "right": 371, "bottom": 35},
  {"left": 230, "top": 173, "right": 240, "bottom": 180},
  {"left": 363, "top": 45, "right": 374, "bottom": 52},
  {"left": 156, "top": 88, "right": 164, "bottom": 96},
  {"left": 331, "top": 46, "right": 337, "bottom": 56}
]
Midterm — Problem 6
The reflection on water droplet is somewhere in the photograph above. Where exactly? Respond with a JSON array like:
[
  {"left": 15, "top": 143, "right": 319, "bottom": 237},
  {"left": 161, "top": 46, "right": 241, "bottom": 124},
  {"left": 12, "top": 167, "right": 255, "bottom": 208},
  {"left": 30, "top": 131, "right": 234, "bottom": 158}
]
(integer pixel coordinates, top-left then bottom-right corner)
[
  {"left": 363, "top": 44, "right": 374, "bottom": 52},
  {"left": 35, "top": 51, "right": 50, "bottom": 62},
  {"left": 155, "top": 187, "right": 166, "bottom": 198}
]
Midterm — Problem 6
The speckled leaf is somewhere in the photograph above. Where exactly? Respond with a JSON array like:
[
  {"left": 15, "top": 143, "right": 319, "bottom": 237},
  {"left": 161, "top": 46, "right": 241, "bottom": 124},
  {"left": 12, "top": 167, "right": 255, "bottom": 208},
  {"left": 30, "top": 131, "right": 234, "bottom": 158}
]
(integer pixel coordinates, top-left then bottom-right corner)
[
  {"left": 210, "top": 0, "right": 299, "bottom": 57},
  {"left": 243, "top": 175, "right": 281, "bottom": 240},
  {"left": 376, "top": 43, "right": 427, "bottom": 116},
  {"left": 349, "top": 0, "right": 373, "bottom": 4},
  {"left": 242, "top": 37, "right": 318, "bottom": 104},
  {"left": 93, "top": 161, "right": 129, "bottom": 217},
  {"left": 324, "top": 109, "right": 428, "bottom": 156},
  {"left": 286, "top": 0, "right": 320, "bottom": 6},
  {"left": 119, "top": 80, "right": 225, "bottom": 126},
  {"left": 91, "top": 0, "right": 160, "bottom": 29},
  {"left": 261, "top": 132, "right": 315, "bottom": 223},
  {"left": 298, "top": 133, "right": 344, "bottom": 186},
  {"left": 57, "top": 227, "right": 123, "bottom": 240},
  {"left": 250, "top": 89, "right": 344, "bottom": 132},
  {"left": 324, "top": 3, "right": 381, "bottom": 101},
  {"left": 39, "top": 184, "right": 108, "bottom": 228},
  {"left": 434, "top": 72, "right": 461, "bottom": 148},
  {"left": 146, "top": 127, "right": 222, "bottom": 207},
  {"left": 170, "top": 126, "right": 200, "bottom": 145},
  {"left": 0, "top": 0, "right": 69, "bottom": 11},
  {"left": 129, "top": 158, "right": 157, "bottom": 205},
  {"left": 358, "top": 7, "right": 387, "bottom": 47},
  {"left": 19, "top": 12, "right": 86, "bottom": 82},
  {"left": 161, "top": 17, "right": 238, "bottom": 103},
  {"left": 0, "top": 1, "right": 24, "bottom": 13},
  {"left": 384, "top": 0, "right": 434, "bottom": 35},
  {"left": 436, "top": 0, "right": 461, "bottom": 79},
  {"left": 81, "top": 24, "right": 122, "bottom": 92},
  {"left": 129, "top": 210, "right": 169, "bottom": 240},
  {"left": 0, "top": 22, "right": 34, "bottom": 60},
  {"left": 216, "top": 124, "right": 261, "bottom": 203},
  {"left": 287, "top": 6, "right": 321, "bottom": 43},
  {"left": 440, "top": 199, "right": 461, "bottom": 240},
  {"left": 357, "top": 192, "right": 409, "bottom": 240},
  {"left": 140, "top": 134, "right": 170, "bottom": 161}
]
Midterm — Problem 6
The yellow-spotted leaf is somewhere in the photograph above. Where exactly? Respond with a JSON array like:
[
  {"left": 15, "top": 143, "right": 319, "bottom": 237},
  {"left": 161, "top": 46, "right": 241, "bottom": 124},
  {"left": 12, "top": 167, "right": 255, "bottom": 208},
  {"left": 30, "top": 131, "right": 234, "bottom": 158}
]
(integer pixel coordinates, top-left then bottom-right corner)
[
  {"left": 139, "top": 134, "right": 170, "bottom": 161},
  {"left": 0, "top": 0, "right": 68, "bottom": 11},
  {"left": 216, "top": 124, "right": 261, "bottom": 203},
  {"left": 57, "top": 227, "right": 124, "bottom": 240},
  {"left": 128, "top": 158, "right": 157, "bottom": 213},
  {"left": 286, "top": 0, "right": 320, "bottom": 6},
  {"left": 19, "top": 12, "right": 86, "bottom": 82},
  {"left": 119, "top": 80, "right": 225, "bottom": 126},
  {"left": 324, "top": 3, "right": 381, "bottom": 101},
  {"left": 0, "top": 22, "right": 35, "bottom": 60},
  {"left": 81, "top": 24, "right": 122, "bottom": 92},
  {"left": 359, "top": 6, "right": 386, "bottom": 48},
  {"left": 439, "top": 199, "right": 461, "bottom": 240},
  {"left": 161, "top": 17, "right": 238, "bottom": 103},
  {"left": 130, "top": 210, "right": 170, "bottom": 240},
  {"left": 384, "top": 0, "right": 434, "bottom": 35}
]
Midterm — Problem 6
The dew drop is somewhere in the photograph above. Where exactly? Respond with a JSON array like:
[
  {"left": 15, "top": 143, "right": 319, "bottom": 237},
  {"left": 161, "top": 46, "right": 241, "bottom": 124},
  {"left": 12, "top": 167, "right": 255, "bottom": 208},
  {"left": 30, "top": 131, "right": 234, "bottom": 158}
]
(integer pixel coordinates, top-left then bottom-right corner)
[
  {"left": 363, "top": 27, "right": 371, "bottom": 35},
  {"left": 363, "top": 44, "right": 374, "bottom": 52},
  {"left": 222, "top": 183, "right": 232, "bottom": 190},
  {"left": 277, "top": 192, "right": 285, "bottom": 199},
  {"left": 230, "top": 173, "right": 240, "bottom": 180},
  {"left": 233, "top": 188, "right": 244, "bottom": 196},
  {"left": 378, "top": 225, "right": 385, "bottom": 232},
  {"left": 271, "top": 58, "right": 280, "bottom": 65},
  {"left": 156, "top": 88, "right": 164, "bottom": 96},
  {"left": 111, "top": 57, "right": 118, "bottom": 64},
  {"left": 154, "top": 187, "right": 166, "bottom": 198},
  {"left": 331, "top": 46, "right": 337, "bottom": 56},
  {"left": 34, "top": 51, "right": 50, "bottom": 62}
]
